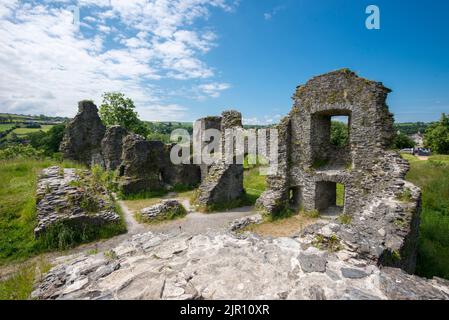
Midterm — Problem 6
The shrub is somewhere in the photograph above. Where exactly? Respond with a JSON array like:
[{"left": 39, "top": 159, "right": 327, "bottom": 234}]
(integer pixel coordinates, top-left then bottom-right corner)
[{"left": 0, "top": 145, "right": 44, "bottom": 160}]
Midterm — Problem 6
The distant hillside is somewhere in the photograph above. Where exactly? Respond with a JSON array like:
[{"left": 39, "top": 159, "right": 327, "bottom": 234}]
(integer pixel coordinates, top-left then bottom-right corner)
[
  {"left": 394, "top": 122, "right": 432, "bottom": 135},
  {"left": 0, "top": 113, "right": 69, "bottom": 124}
]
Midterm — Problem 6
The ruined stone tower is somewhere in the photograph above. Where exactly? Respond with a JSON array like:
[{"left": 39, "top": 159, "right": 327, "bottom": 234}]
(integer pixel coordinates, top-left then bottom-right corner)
[
  {"left": 258, "top": 69, "right": 396, "bottom": 215},
  {"left": 193, "top": 110, "right": 244, "bottom": 210},
  {"left": 257, "top": 69, "right": 421, "bottom": 272}
]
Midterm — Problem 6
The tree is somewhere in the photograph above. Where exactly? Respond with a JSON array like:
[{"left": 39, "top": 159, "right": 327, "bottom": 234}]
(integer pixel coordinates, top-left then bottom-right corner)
[
  {"left": 98, "top": 92, "right": 149, "bottom": 136},
  {"left": 424, "top": 113, "right": 449, "bottom": 154},
  {"left": 330, "top": 121, "right": 349, "bottom": 147},
  {"left": 393, "top": 132, "right": 415, "bottom": 149},
  {"left": 28, "top": 124, "right": 65, "bottom": 155}
]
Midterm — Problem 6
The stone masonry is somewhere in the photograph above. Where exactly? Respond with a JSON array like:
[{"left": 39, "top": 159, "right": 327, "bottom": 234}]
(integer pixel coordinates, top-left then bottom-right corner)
[
  {"left": 101, "top": 125, "right": 129, "bottom": 171},
  {"left": 257, "top": 69, "right": 421, "bottom": 273},
  {"left": 60, "top": 101, "right": 106, "bottom": 166},
  {"left": 117, "top": 134, "right": 166, "bottom": 195},
  {"left": 194, "top": 110, "right": 244, "bottom": 209},
  {"left": 61, "top": 101, "right": 201, "bottom": 195}
]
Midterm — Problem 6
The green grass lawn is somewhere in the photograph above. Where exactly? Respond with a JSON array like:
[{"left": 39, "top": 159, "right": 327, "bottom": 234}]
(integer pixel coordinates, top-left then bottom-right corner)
[{"left": 402, "top": 154, "right": 449, "bottom": 279}]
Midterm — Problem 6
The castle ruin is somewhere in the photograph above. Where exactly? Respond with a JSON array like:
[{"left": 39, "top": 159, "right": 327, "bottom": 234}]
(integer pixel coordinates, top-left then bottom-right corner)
[{"left": 257, "top": 69, "right": 420, "bottom": 272}]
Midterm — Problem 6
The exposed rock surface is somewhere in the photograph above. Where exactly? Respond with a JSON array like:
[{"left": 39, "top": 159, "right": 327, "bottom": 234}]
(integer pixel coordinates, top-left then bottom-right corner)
[
  {"left": 34, "top": 166, "right": 120, "bottom": 238},
  {"left": 60, "top": 101, "right": 106, "bottom": 166},
  {"left": 140, "top": 200, "right": 186, "bottom": 221},
  {"left": 101, "top": 126, "right": 129, "bottom": 171},
  {"left": 32, "top": 231, "right": 449, "bottom": 300}
]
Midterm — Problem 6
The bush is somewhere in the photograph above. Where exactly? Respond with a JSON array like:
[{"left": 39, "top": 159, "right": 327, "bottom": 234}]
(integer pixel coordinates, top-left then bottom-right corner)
[
  {"left": 0, "top": 145, "right": 44, "bottom": 160},
  {"left": 424, "top": 113, "right": 449, "bottom": 154},
  {"left": 393, "top": 132, "right": 415, "bottom": 149},
  {"left": 28, "top": 124, "right": 65, "bottom": 156}
]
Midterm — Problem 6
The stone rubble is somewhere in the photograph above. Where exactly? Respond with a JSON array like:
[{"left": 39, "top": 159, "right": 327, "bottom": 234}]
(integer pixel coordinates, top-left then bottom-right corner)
[
  {"left": 34, "top": 166, "right": 120, "bottom": 238},
  {"left": 228, "top": 214, "right": 263, "bottom": 232},
  {"left": 140, "top": 200, "right": 186, "bottom": 221}
]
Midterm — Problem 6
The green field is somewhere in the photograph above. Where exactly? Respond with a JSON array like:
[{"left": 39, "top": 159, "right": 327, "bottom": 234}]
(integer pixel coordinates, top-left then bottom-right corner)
[
  {"left": 402, "top": 154, "right": 449, "bottom": 279},
  {"left": 0, "top": 124, "right": 16, "bottom": 133},
  {"left": 8, "top": 125, "right": 54, "bottom": 137}
]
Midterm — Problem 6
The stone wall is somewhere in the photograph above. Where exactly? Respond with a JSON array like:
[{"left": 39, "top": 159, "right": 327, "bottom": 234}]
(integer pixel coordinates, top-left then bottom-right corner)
[
  {"left": 194, "top": 110, "right": 244, "bottom": 209},
  {"left": 101, "top": 126, "right": 129, "bottom": 171},
  {"left": 60, "top": 101, "right": 105, "bottom": 166},
  {"left": 117, "top": 134, "right": 166, "bottom": 195},
  {"left": 257, "top": 69, "right": 421, "bottom": 273},
  {"left": 61, "top": 101, "right": 201, "bottom": 195}
]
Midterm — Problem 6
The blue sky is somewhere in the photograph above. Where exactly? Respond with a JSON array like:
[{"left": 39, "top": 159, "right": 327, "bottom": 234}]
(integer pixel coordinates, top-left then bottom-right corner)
[{"left": 1, "top": 0, "right": 448, "bottom": 124}]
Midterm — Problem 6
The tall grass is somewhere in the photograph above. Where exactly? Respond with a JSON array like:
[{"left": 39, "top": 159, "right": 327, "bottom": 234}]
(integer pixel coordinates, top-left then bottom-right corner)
[{"left": 403, "top": 154, "right": 449, "bottom": 279}]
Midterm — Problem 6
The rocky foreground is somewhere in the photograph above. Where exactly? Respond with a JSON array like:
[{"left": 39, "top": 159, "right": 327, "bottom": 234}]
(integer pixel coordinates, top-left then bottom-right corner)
[{"left": 32, "top": 231, "right": 449, "bottom": 300}]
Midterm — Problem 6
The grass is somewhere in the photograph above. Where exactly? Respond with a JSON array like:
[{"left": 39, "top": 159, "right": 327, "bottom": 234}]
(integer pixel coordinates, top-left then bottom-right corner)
[
  {"left": 312, "top": 234, "right": 342, "bottom": 252},
  {"left": 0, "top": 124, "right": 16, "bottom": 133},
  {"left": 243, "top": 166, "right": 267, "bottom": 202},
  {"left": 123, "top": 189, "right": 195, "bottom": 213},
  {"left": 194, "top": 164, "right": 267, "bottom": 213},
  {"left": 242, "top": 213, "right": 316, "bottom": 237},
  {"left": 0, "top": 159, "right": 125, "bottom": 265},
  {"left": 8, "top": 125, "right": 53, "bottom": 137},
  {"left": 336, "top": 183, "right": 345, "bottom": 207},
  {"left": 197, "top": 192, "right": 256, "bottom": 213},
  {"left": 0, "top": 258, "right": 52, "bottom": 300},
  {"left": 401, "top": 153, "right": 449, "bottom": 279}
]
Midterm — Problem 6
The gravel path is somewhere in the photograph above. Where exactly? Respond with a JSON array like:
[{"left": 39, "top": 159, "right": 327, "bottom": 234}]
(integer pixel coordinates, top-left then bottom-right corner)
[{"left": 52, "top": 198, "right": 256, "bottom": 256}]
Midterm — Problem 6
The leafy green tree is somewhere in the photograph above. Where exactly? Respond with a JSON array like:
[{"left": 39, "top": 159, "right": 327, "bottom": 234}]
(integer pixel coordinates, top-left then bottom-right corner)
[
  {"left": 330, "top": 121, "right": 349, "bottom": 147},
  {"left": 98, "top": 92, "right": 149, "bottom": 136},
  {"left": 28, "top": 124, "right": 65, "bottom": 155},
  {"left": 425, "top": 113, "right": 449, "bottom": 154},
  {"left": 393, "top": 132, "right": 415, "bottom": 149}
]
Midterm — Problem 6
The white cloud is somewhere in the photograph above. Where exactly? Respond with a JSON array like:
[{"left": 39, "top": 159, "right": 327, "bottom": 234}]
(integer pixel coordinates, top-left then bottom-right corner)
[
  {"left": 0, "top": 0, "right": 237, "bottom": 119},
  {"left": 264, "top": 5, "right": 285, "bottom": 20},
  {"left": 197, "top": 82, "right": 231, "bottom": 98}
]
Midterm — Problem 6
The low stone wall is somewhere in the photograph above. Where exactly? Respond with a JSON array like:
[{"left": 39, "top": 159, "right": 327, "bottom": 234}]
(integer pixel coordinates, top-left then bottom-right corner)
[{"left": 34, "top": 166, "right": 120, "bottom": 238}]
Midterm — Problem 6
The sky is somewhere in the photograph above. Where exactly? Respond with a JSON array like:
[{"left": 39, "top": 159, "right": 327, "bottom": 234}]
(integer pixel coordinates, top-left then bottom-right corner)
[{"left": 0, "top": 0, "right": 448, "bottom": 124}]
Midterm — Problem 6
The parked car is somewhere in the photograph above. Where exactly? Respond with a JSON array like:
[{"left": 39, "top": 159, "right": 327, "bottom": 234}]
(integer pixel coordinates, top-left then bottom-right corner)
[{"left": 415, "top": 148, "right": 431, "bottom": 156}]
